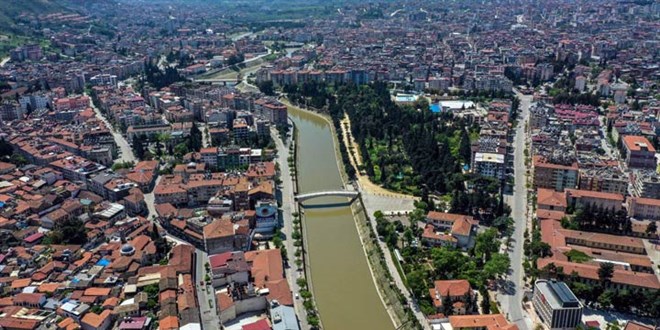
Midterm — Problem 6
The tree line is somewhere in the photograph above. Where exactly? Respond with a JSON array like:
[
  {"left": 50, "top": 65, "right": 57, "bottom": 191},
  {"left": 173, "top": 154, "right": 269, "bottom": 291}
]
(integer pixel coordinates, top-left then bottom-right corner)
[{"left": 563, "top": 203, "right": 632, "bottom": 234}]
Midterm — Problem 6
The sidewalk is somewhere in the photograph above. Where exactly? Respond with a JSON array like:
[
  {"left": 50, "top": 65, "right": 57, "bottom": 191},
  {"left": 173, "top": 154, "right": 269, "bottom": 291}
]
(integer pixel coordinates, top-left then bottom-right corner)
[{"left": 270, "top": 125, "right": 310, "bottom": 330}]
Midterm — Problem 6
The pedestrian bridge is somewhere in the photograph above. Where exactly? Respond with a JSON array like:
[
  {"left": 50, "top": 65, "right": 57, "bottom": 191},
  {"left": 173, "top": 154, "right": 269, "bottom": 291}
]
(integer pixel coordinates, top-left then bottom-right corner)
[{"left": 294, "top": 190, "right": 360, "bottom": 202}]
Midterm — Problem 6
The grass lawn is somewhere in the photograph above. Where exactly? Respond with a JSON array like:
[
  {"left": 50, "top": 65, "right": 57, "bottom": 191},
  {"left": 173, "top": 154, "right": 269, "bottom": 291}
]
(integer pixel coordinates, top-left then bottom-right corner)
[{"left": 563, "top": 249, "right": 591, "bottom": 263}]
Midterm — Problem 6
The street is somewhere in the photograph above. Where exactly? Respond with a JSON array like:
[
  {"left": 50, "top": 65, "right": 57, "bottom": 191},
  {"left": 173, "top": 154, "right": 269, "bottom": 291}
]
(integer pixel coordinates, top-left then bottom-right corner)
[
  {"left": 86, "top": 90, "right": 161, "bottom": 220},
  {"left": 86, "top": 93, "right": 137, "bottom": 164},
  {"left": 499, "top": 90, "right": 533, "bottom": 330},
  {"left": 270, "top": 124, "right": 310, "bottom": 330},
  {"left": 195, "top": 249, "right": 221, "bottom": 330},
  {"left": 143, "top": 175, "right": 161, "bottom": 220}
]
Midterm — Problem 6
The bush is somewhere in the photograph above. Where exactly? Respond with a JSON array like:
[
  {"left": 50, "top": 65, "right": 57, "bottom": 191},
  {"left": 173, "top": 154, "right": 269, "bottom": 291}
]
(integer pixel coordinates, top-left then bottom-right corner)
[{"left": 490, "top": 301, "right": 500, "bottom": 314}]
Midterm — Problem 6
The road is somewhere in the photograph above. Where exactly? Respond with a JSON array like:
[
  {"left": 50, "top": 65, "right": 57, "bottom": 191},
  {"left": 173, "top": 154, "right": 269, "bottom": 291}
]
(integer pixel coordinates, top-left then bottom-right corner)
[
  {"left": 195, "top": 249, "right": 221, "bottom": 330},
  {"left": 271, "top": 124, "right": 309, "bottom": 330},
  {"left": 143, "top": 175, "right": 161, "bottom": 220},
  {"left": 86, "top": 93, "right": 137, "bottom": 164},
  {"left": 499, "top": 90, "right": 533, "bottom": 330},
  {"left": 195, "top": 51, "right": 271, "bottom": 83},
  {"left": 229, "top": 31, "right": 254, "bottom": 42}
]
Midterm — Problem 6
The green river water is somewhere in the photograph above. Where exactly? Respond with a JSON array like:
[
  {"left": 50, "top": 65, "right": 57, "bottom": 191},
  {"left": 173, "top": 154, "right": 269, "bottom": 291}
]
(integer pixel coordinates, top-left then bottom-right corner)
[{"left": 289, "top": 106, "right": 394, "bottom": 330}]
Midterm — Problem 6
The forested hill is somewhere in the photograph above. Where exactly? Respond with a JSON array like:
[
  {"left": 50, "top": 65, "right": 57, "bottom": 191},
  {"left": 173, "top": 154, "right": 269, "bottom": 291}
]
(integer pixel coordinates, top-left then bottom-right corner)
[{"left": 0, "top": 0, "right": 71, "bottom": 34}]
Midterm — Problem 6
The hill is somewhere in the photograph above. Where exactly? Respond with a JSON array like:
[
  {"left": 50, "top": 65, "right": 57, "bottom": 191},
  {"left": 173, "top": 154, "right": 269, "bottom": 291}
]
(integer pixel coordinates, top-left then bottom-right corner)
[{"left": 0, "top": 0, "right": 71, "bottom": 34}]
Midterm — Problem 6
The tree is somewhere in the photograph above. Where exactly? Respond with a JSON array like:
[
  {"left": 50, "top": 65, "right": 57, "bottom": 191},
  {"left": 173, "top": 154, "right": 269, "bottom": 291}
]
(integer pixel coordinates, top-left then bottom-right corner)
[
  {"left": 406, "top": 268, "right": 428, "bottom": 299},
  {"left": 49, "top": 218, "right": 88, "bottom": 245},
  {"left": 144, "top": 61, "right": 184, "bottom": 89},
  {"left": 598, "top": 262, "right": 614, "bottom": 285},
  {"left": 646, "top": 221, "right": 657, "bottom": 234},
  {"left": 9, "top": 153, "right": 27, "bottom": 166},
  {"left": 133, "top": 134, "right": 146, "bottom": 160},
  {"left": 483, "top": 253, "right": 511, "bottom": 280},
  {"left": 475, "top": 228, "right": 500, "bottom": 262},
  {"left": 307, "top": 315, "right": 320, "bottom": 328},
  {"left": 480, "top": 288, "right": 491, "bottom": 314},
  {"left": 598, "top": 290, "right": 615, "bottom": 309},
  {"left": 225, "top": 53, "right": 245, "bottom": 66},
  {"left": 188, "top": 122, "right": 203, "bottom": 152},
  {"left": 606, "top": 321, "right": 622, "bottom": 330},
  {"left": 458, "top": 128, "right": 472, "bottom": 163},
  {"left": 257, "top": 80, "right": 275, "bottom": 96},
  {"left": 174, "top": 142, "right": 189, "bottom": 158},
  {"left": 403, "top": 227, "right": 414, "bottom": 247},
  {"left": 299, "top": 290, "right": 312, "bottom": 300},
  {"left": 442, "top": 294, "right": 454, "bottom": 316},
  {"left": 289, "top": 225, "right": 301, "bottom": 238},
  {"left": 0, "top": 139, "right": 13, "bottom": 158},
  {"left": 493, "top": 216, "right": 514, "bottom": 236},
  {"left": 272, "top": 234, "right": 283, "bottom": 249}
]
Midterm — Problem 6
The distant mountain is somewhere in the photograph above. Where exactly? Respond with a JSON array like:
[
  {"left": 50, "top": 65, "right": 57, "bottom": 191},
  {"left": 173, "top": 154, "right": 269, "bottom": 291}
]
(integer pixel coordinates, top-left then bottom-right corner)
[{"left": 0, "top": 0, "right": 71, "bottom": 34}]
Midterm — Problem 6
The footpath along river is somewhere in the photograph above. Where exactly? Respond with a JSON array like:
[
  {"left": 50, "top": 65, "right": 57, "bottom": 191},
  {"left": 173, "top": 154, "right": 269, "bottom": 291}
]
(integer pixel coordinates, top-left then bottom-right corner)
[{"left": 289, "top": 106, "right": 394, "bottom": 330}]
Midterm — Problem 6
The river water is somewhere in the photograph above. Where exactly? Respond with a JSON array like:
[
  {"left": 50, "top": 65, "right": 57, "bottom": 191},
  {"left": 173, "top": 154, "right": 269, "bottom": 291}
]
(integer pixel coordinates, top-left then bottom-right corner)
[{"left": 289, "top": 107, "right": 394, "bottom": 330}]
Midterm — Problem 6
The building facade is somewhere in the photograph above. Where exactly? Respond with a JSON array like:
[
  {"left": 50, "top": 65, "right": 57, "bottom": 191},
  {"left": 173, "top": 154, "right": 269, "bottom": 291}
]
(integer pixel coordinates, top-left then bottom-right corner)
[{"left": 533, "top": 280, "right": 582, "bottom": 330}]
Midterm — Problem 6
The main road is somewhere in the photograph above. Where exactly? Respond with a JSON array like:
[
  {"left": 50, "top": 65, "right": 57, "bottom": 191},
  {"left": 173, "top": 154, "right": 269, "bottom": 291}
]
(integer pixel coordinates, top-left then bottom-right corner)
[{"left": 499, "top": 90, "right": 533, "bottom": 330}]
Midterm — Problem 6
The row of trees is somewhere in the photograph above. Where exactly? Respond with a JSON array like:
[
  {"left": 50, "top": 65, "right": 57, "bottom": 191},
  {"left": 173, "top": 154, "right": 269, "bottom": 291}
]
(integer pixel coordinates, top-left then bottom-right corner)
[
  {"left": 283, "top": 80, "right": 334, "bottom": 110},
  {"left": 567, "top": 203, "right": 632, "bottom": 234},
  {"left": 552, "top": 91, "right": 601, "bottom": 106}
]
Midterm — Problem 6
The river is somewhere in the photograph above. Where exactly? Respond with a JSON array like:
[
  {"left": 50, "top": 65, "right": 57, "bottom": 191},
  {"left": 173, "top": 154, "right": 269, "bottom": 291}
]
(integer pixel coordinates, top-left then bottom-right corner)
[{"left": 289, "top": 106, "right": 394, "bottom": 330}]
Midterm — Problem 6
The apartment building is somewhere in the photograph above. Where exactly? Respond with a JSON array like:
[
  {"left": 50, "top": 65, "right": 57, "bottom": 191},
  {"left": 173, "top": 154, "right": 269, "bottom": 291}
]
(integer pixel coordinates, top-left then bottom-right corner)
[
  {"left": 622, "top": 136, "right": 656, "bottom": 169},
  {"left": 578, "top": 167, "right": 628, "bottom": 195},
  {"left": 628, "top": 197, "right": 660, "bottom": 220},
  {"left": 533, "top": 156, "right": 579, "bottom": 192},
  {"left": 631, "top": 170, "right": 660, "bottom": 199}
]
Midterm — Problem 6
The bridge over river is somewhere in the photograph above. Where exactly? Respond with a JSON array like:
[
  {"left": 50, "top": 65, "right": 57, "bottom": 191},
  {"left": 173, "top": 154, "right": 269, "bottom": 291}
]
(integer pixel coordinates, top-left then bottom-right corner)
[{"left": 294, "top": 190, "right": 360, "bottom": 202}]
